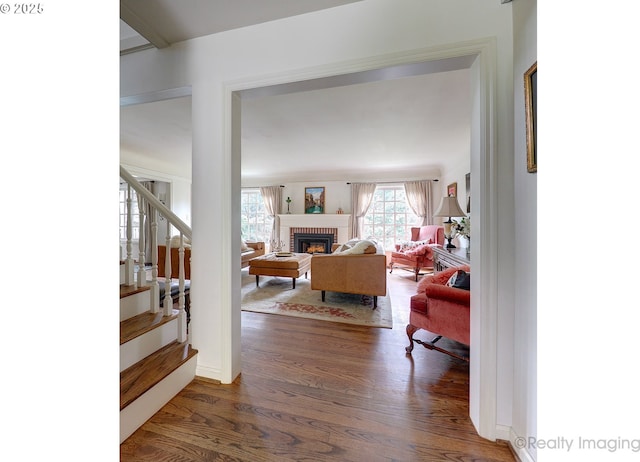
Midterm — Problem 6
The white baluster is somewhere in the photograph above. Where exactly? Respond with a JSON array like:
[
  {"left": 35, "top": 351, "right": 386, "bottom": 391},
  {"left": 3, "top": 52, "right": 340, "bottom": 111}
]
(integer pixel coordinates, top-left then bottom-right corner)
[
  {"left": 150, "top": 207, "right": 159, "bottom": 313},
  {"left": 177, "top": 234, "right": 187, "bottom": 342},
  {"left": 124, "top": 184, "right": 135, "bottom": 286},
  {"left": 163, "top": 220, "right": 172, "bottom": 316},
  {"left": 137, "top": 196, "right": 146, "bottom": 288}
]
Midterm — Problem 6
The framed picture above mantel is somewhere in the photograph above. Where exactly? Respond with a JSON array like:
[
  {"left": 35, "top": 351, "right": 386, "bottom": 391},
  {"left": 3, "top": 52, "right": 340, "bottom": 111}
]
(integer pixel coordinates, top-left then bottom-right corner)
[{"left": 304, "top": 186, "right": 325, "bottom": 214}]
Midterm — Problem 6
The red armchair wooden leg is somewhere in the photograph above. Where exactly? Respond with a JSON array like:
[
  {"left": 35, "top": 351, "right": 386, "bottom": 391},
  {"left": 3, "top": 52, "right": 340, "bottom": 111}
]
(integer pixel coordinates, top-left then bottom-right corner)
[
  {"left": 406, "top": 323, "right": 420, "bottom": 354},
  {"left": 412, "top": 336, "right": 470, "bottom": 362}
]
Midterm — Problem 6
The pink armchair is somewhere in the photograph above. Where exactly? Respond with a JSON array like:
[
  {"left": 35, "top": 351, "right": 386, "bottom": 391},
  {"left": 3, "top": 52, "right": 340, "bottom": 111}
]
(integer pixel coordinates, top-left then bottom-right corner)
[
  {"left": 405, "top": 265, "right": 470, "bottom": 361},
  {"left": 389, "top": 225, "right": 444, "bottom": 281}
]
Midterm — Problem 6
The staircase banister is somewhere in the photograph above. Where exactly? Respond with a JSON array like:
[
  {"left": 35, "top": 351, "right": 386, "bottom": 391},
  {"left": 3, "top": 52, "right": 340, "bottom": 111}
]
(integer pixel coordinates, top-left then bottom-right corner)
[{"left": 120, "top": 165, "right": 192, "bottom": 239}]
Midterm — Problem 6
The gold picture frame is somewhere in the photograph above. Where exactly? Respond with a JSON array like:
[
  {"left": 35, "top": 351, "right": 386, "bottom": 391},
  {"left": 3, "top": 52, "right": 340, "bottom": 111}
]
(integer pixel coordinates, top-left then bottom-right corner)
[
  {"left": 524, "top": 61, "right": 537, "bottom": 173},
  {"left": 304, "top": 186, "right": 325, "bottom": 214},
  {"left": 447, "top": 182, "right": 457, "bottom": 197}
]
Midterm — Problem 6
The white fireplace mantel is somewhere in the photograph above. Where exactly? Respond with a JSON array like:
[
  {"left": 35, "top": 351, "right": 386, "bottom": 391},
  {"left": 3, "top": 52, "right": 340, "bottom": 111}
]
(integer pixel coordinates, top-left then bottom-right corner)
[{"left": 278, "top": 214, "right": 351, "bottom": 251}]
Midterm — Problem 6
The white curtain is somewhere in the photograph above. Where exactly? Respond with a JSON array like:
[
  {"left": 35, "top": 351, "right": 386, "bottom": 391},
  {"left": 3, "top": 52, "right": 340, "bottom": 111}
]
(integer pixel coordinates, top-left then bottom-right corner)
[
  {"left": 260, "top": 186, "right": 282, "bottom": 247},
  {"left": 350, "top": 183, "right": 377, "bottom": 239},
  {"left": 404, "top": 180, "right": 434, "bottom": 226}
]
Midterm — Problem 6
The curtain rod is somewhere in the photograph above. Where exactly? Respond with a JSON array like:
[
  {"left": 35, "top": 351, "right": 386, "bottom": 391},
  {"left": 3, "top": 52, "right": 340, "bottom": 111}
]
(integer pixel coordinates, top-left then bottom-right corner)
[
  {"left": 346, "top": 179, "right": 438, "bottom": 185},
  {"left": 241, "top": 185, "right": 285, "bottom": 189}
]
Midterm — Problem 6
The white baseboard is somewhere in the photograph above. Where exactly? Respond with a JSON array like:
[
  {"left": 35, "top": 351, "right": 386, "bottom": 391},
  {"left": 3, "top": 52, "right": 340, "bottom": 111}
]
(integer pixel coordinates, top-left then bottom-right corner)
[
  {"left": 195, "top": 363, "right": 222, "bottom": 382},
  {"left": 496, "top": 424, "right": 511, "bottom": 441},
  {"left": 509, "top": 427, "right": 536, "bottom": 462}
]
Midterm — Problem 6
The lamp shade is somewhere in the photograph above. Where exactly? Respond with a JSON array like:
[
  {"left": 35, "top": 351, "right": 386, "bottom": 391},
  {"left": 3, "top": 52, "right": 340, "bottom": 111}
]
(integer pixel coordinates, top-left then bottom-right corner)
[{"left": 433, "top": 196, "right": 466, "bottom": 218}]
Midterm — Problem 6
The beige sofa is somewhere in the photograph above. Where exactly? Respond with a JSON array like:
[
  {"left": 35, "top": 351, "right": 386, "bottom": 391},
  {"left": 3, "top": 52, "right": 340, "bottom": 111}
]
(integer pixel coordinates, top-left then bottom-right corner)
[
  {"left": 241, "top": 241, "right": 265, "bottom": 268},
  {"left": 310, "top": 240, "right": 387, "bottom": 308}
]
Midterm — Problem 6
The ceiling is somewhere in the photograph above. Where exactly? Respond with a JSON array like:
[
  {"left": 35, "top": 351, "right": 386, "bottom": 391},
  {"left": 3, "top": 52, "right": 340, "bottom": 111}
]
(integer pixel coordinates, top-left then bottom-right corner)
[
  {"left": 120, "top": 0, "right": 363, "bottom": 52},
  {"left": 120, "top": 1, "right": 472, "bottom": 184}
]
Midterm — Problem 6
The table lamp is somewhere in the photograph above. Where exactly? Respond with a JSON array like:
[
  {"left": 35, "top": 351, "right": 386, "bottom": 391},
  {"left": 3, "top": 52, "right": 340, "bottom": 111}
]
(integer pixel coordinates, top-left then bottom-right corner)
[{"left": 434, "top": 196, "right": 467, "bottom": 248}]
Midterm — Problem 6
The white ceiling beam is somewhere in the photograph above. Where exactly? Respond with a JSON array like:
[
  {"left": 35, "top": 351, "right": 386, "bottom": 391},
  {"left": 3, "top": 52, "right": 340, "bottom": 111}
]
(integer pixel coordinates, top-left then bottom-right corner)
[{"left": 120, "top": 1, "right": 170, "bottom": 49}]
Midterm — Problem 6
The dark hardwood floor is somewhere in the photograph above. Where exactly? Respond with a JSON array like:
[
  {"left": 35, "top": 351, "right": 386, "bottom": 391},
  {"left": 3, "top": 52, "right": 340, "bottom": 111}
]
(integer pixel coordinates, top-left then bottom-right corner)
[{"left": 120, "top": 270, "right": 515, "bottom": 461}]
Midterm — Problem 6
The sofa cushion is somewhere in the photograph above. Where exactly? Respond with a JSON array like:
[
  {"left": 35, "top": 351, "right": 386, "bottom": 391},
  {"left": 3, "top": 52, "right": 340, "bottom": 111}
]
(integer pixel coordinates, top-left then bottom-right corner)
[{"left": 241, "top": 240, "right": 251, "bottom": 251}]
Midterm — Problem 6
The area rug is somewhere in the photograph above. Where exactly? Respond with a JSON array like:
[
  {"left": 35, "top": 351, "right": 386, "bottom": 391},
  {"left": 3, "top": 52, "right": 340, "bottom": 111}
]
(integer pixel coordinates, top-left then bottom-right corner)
[{"left": 241, "top": 272, "right": 393, "bottom": 328}]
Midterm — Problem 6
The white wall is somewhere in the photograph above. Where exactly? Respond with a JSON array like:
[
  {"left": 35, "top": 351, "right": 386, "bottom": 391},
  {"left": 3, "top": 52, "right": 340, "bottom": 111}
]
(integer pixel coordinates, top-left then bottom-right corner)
[
  {"left": 121, "top": 0, "right": 521, "bottom": 443},
  {"left": 243, "top": 180, "right": 352, "bottom": 215},
  {"left": 246, "top": 176, "right": 446, "bottom": 217},
  {"left": 512, "top": 0, "right": 537, "bottom": 461}
]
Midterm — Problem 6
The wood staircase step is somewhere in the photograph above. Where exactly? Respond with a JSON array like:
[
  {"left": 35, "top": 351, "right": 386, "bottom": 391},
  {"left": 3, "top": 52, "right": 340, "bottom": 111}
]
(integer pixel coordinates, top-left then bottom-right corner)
[
  {"left": 120, "top": 309, "right": 178, "bottom": 345},
  {"left": 120, "top": 283, "right": 150, "bottom": 299},
  {"left": 120, "top": 341, "right": 198, "bottom": 410}
]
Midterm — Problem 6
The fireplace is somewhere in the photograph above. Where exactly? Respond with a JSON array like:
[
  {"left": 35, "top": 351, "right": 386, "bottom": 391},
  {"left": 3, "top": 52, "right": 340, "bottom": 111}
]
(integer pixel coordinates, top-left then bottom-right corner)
[
  {"left": 279, "top": 216, "right": 350, "bottom": 253},
  {"left": 294, "top": 233, "right": 334, "bottom": 254},
  {"left": 290, "top": 227, "right": 338, "bottom": 254}
]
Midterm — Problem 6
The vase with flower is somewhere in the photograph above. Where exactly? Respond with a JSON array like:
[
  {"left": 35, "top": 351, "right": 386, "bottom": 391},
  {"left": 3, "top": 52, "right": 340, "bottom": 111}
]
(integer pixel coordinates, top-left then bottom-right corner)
[{"left": 453, "top": 217, "right": 471, "bottom": 253}]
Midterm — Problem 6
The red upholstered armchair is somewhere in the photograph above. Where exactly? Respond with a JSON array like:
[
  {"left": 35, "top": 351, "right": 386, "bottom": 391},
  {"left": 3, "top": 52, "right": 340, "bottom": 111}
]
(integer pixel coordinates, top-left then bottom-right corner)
[
  {"left": 389, "top": 225, "right": 445, "bottom": 281},
  {"left": 406, "top": 265, "right": 470, "bottom": 361}
]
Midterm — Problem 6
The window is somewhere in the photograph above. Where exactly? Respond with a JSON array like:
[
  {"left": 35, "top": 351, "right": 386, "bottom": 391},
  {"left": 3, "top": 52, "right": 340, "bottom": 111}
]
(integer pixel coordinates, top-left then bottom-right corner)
[
  {"left": 241, "top": 189, "right": 273, "bottom": 244},
  {"left": 362, "top": 185, "right": 420, "bottom": 251},
  {"left": 119, "top": 187, "right": 140, "bottom": 240}
]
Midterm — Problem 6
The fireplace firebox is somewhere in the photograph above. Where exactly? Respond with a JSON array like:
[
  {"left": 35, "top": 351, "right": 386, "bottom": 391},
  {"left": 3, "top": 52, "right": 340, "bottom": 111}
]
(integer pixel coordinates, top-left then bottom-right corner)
[{"left": 294, "top": 233, "right": 334, "bottom": 254}]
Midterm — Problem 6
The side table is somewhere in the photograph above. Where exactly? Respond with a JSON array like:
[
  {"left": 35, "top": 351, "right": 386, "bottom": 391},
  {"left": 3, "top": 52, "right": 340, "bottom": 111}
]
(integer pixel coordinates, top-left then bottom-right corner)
[{"left": 432, "top": 246, "right": 470, "bottom": 273}]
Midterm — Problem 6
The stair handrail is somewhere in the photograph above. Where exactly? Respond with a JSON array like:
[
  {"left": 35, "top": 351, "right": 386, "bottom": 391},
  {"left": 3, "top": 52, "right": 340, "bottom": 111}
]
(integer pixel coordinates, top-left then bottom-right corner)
[
  {"left": 119, "top": 166, "right": 192, "bottom": 240},
  {"left": 120, "top": 165, "right": 191, "bottom": 342}
]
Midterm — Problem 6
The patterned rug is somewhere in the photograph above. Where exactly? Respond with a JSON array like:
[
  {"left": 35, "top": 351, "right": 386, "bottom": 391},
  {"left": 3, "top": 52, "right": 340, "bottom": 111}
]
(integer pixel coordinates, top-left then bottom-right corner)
[{"left": 241, "top": 271, "right": 393, "bottom": 328}]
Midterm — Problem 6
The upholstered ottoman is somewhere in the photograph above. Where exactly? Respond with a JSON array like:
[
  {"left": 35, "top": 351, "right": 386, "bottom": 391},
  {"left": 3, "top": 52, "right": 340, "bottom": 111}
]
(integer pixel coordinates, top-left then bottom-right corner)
[{"left": 248, "top": 253, "right": 312, "bottom": 289}]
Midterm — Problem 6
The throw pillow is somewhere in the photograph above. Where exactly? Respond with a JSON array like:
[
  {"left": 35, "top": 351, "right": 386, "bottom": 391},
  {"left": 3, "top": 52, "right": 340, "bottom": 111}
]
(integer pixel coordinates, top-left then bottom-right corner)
[
  {"left": 241, "top": 240, "right": 250, "bottom": 251},
  {"left": 452, "top": 270, "right": 471, "bottom": 290},
  {"left": 405, "top": 243, "right": 430, "bottom": 257},
  {"left": 340, "top": 239, "right": 378, "bottom": 255},
  {"left": 399, "top": 239, "right": 432, "bottom": 251},
  {"left": 335, "top": 238, "right": 363, "bottom": 253},
  {"left": 332, "top": 242, "right": 352, "bottom": 253},
  {"left": 446, "top": 272, "right": 459, "bottom": 287}
]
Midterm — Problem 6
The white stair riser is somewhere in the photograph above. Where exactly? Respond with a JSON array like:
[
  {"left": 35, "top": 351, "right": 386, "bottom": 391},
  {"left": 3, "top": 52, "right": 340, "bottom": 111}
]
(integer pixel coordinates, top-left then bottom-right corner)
[
  {"left": 120, "top": 319, "right": 179, "bottom": 372},
  {"left": 120, "top": 354, "right": 197, "bottom": 444},
  {"left": 120, "top": 291, "right": 151, "bottom": 321}
]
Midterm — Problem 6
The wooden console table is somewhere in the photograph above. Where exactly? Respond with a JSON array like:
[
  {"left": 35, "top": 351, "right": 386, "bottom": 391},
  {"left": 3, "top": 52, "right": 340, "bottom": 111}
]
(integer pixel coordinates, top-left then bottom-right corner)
[{"left": 432, "top": 246, "right": 470, "bottom": 273}]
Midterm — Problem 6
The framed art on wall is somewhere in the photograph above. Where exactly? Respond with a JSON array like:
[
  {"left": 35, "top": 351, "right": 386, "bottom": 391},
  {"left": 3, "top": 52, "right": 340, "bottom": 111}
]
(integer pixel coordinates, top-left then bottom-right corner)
[
  {"left": 524, "top": 61, "right": 537, "bottom": 173},
  {"left": 304, "top": 186, "right": 325, "bottom": 214},
  {"left": 465, "top": 173, "right": 471, "bottom": 213},
  {"left": 447, "top": 182, "right": 457, "bottom": 197}
]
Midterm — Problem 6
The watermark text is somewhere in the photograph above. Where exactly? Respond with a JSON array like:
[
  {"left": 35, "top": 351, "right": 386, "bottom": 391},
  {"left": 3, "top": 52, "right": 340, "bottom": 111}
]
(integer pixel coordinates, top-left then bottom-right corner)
[{"left": 514, "top": 436, "right": 640, "bottom": 453}]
